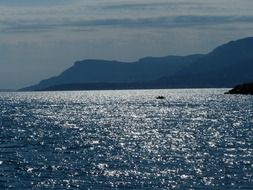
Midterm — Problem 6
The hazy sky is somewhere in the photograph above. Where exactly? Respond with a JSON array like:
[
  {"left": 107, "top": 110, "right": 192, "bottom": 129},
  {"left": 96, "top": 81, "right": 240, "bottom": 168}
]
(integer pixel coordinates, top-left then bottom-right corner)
[{"left": 1, "top": 0, "right": 253, "bottom": 89}]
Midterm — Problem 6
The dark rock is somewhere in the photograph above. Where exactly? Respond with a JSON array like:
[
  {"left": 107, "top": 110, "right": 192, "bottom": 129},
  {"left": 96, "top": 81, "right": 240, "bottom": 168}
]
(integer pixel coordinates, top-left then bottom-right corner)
[{"left": 225, "top": 83, "right": 253, "bottom": 95}]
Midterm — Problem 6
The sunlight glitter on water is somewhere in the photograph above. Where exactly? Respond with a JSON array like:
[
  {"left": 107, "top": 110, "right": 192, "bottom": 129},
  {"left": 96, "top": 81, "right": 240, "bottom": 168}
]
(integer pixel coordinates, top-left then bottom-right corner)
[{"left": 0, "top": 89, "right": 253, "bottom": 189}]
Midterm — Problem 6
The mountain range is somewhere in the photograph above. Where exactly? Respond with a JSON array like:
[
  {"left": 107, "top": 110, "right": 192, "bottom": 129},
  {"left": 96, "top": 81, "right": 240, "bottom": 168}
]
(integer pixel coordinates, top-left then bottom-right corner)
[{"left": 22, "top": 37, "right": 253, "bottom": 91}]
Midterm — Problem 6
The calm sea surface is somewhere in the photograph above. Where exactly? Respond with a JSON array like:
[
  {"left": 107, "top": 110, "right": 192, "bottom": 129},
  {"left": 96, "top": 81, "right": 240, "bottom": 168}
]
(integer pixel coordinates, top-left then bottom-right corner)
[{"left": 0, "top": 89, "right": 252, "bottom": 189}]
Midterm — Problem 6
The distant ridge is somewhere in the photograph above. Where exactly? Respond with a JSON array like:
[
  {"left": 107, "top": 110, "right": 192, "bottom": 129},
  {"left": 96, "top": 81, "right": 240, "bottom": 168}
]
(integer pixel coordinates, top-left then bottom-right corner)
[
  {"left": 156, "top": 37, "right": 253, "bottom": 87},
  {"left": 21, "top": 37, "right": 253, "bottom": 91},
  {"left": 0, "top": 89, "right": 15, "bottom": 92},
  {"left": 21, "top": 54, "right": 203, "bottom": 91}
]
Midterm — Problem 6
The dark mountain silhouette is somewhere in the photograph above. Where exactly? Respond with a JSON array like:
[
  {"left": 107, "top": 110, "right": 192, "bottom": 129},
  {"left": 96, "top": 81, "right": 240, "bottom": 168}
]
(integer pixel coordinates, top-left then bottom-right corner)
[
  {"left": 21, "top": 55, "right": 203, "bottom": 91},
  {"left": 21, "top": 37, "right": 253, "bottom": 91},
  {"left": 36, "top": 82, "right": 155, "bottom": 91},
  {"left": 156, "top": 37, "right": 253, "bottom": 88}
]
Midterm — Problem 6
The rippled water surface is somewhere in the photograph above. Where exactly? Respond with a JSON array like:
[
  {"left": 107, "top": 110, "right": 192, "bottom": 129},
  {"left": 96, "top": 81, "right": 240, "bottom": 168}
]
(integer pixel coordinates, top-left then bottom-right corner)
[{"left": 0, "top": 89, "right": 252, "bottom": 189}]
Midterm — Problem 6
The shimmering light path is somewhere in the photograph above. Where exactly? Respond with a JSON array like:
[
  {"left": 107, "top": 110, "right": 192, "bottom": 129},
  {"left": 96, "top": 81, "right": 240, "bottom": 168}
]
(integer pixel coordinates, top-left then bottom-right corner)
[{"left": 0, "top": 89, "right": 252, "bottom": 189}]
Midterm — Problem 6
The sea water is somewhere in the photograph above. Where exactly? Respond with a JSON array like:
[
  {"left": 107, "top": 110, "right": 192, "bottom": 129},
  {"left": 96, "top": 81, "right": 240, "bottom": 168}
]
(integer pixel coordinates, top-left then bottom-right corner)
[{"left": 0, "top": 89, "right": 252, "bottom": 189}]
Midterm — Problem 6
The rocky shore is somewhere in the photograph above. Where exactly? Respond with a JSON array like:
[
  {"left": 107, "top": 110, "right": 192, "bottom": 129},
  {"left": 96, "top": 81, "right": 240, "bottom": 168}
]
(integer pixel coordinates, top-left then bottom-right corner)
[{"left": 225, "top": 83, "right": 253, "bottom": 95}]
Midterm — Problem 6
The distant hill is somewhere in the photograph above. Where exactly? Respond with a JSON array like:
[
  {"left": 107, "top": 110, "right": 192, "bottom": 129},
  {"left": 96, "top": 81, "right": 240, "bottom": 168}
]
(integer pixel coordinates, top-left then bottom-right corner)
[
  {"left": 156, "top": 37, "right": 253, "bottom": 88},
  {"left": 21, "top": 37, "right": 253, "bottom": 91},
  {"left": 0, "top": 89, "right": 15, "bottom": 92},
  {"left": 21, "top": 55, "right": 203, "bottom": 91}
]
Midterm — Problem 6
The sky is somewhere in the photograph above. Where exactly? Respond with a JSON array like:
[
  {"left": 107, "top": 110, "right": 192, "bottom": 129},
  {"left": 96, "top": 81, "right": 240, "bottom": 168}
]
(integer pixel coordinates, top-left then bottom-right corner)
[{"left": 0, "top": 0, "right": 253, "bottom": 89}]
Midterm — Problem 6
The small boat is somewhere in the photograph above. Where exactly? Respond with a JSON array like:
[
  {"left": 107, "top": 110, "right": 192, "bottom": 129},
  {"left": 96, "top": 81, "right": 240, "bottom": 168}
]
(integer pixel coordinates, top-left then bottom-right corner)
[{"left": 156, "top": 96, "right": 165, "bottom": 100}]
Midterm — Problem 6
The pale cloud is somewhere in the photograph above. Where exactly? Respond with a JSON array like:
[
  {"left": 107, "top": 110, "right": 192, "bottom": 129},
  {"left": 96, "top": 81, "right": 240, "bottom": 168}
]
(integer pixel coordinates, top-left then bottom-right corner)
[
  {"left": 1, "top": 0, "right": 253, "bottom": 33},
  {"left": 2, "top": 15, "right": 253, "bottom": 33}
]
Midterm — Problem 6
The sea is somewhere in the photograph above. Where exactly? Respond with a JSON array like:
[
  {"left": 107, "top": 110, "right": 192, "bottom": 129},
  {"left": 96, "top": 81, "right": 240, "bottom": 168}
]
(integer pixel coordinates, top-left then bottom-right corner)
[{"left": 0, "top": 89, "right": 252, "bottom": 189}]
